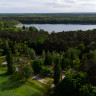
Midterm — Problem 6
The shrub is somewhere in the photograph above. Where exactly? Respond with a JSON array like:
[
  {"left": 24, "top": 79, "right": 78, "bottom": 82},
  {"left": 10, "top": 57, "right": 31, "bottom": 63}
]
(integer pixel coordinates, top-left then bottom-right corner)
[
  {"left": 41, "top": 66, "right": 51, "bottom": 77},
  {"left": 23, "top": 64, "right": 33, "bottom": 79},
  {"left": 32, "top": 59, "right": 44, "bottom": 74}
]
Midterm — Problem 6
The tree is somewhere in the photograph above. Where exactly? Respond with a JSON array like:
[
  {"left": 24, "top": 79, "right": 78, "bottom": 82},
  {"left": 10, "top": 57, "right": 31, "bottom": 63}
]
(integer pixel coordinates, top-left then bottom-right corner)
[
  {"left": 65, "top": 48, "right": 81, "bottom": 60},
  {"left": 54, "top": 56, "right": 62, "bottom": 86},
  {"left": 0, "top": 22, "right": 4, "bottom": 30},
  {"left": 6, "top": 50, "right": 15, "bottom": 74},
  {"left": 40, "top": 66, "right": 51, "bottom": 77},
  {"left": 29, "top": 48, "right": 36, "bottom": 59},
  {"left": 22, "top": 26, "right": 26, "bottom": 30},
  {"left": 79, "top": 84, "right": 95, "bottom": 96},
  {"left": 52, "top": 51, "right": 60, "bottom": 65},
  {"left": 78, "top": 44, "right": 85, "bottom": 51},
  {"left": 42, "top": 50, "right": 46, "bottom": 59},
  {"left": 44, "top": 51, "right": 53, "bottom": 65},
  {"left": 32, "top": 59, "right": 44, "bottom": 74},
  {"left": 54, "top": 72, "right": 90, "bottom": 96},
  {"left": 23, "top": 64, "right": 33, "bottom": 79},
  {"left": 5, "top": 40, "right": 10, "bottom": 52},
  {"left": 29, "top": 26, "right": 38, "bottom": 32},
  {"left": 61, "top": 57, "right": 70, "bottom": 71},
  {"left": 73, "top": 58, "right": 80, "bottom": 69}
]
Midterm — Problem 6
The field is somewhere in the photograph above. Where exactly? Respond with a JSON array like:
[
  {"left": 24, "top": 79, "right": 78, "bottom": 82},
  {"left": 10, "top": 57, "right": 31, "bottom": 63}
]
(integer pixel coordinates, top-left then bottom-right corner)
[{"left": 0, "top": 67, "right": 44, "bottom": 96}]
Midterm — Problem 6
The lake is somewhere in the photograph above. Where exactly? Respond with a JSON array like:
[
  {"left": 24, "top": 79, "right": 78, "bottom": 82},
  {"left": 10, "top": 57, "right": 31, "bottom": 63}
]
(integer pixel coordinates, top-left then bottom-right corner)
[{"left": 16, "top": 24, "right": 96, "bottom": 33}]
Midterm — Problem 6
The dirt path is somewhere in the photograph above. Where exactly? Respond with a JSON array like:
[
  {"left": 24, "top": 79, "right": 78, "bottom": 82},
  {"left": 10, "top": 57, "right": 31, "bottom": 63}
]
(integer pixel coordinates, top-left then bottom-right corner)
[{"left": 32, "top": 75, "right": 46, "bottom": 83}]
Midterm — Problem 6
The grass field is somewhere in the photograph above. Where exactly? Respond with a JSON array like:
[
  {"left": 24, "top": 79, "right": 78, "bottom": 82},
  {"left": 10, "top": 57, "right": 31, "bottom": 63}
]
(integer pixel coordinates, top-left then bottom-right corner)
[{"left": 0, "top": 67, "right": 44, "bottom": 96}]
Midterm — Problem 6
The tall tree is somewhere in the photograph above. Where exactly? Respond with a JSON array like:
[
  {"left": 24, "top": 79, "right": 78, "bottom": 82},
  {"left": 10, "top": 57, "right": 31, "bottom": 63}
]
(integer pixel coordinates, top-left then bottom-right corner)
[
  {"left": 54, "top": 56, "right": 62, "bottom": 86},
  {"left": 6, "top": 50, "right": 15, "bottom": 74},
  {"left": 44, "top": 51, "right": 53, "bottom": 65},
  {"left": 54, "top": 72, "right": 92, "bottom": 96},
  {"left": 42, "top": 50, "right": 46, "bottom": 59}
]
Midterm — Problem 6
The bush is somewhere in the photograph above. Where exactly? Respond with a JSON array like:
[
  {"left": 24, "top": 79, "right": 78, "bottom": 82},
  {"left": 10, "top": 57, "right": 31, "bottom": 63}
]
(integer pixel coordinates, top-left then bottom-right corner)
[
  {"left": 32, "top": 59, "right": 44, "bottom": 74},
  {"left": 23, "top": 64, "right": 33, "bottom": 79},
  {"left": 40, "top": 66, "right": 51, "bottom": 77}
]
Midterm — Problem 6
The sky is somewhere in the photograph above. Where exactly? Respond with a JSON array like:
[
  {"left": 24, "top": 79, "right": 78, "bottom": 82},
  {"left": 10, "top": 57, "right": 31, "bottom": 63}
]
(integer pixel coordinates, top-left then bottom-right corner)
[{"left": 0, "top": 0, "right": 96, "bottom": 13}]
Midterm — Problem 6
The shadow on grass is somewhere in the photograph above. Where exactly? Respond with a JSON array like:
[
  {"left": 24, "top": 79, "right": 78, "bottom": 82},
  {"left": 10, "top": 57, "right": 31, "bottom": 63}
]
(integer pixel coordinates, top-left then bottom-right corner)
[
  {"left": 27, "top": 81, "right": 45, "bottom": 92},
  {"left": 0, "top": 75, "right": 25, "bottom": 91},
  {"left": 0, "top": 73, "right": 8, "bottom": 77}
]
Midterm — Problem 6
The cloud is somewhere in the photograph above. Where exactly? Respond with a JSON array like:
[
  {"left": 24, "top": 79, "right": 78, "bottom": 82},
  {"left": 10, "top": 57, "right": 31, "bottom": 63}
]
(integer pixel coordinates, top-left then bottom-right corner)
[{"left": 0, "top": 0, "right": 96, "bottom": 13}]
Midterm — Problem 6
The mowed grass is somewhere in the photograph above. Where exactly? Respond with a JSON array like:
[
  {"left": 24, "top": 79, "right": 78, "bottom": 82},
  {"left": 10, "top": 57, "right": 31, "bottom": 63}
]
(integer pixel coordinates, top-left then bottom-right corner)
[{"left": 0, "top": 67, "right": 44, "bottom": 96}]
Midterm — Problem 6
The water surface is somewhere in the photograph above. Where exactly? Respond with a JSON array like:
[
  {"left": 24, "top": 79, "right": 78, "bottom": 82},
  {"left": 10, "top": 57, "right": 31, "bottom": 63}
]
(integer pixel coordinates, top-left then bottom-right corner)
[{"left": 17, "top": 24, "right": 96, "bottom": 32}]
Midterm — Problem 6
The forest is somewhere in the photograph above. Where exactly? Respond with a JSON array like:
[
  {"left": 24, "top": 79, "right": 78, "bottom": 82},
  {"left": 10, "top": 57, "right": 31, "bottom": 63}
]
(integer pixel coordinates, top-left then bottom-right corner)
[
  {"left": 1, "top": 13, "right": 96, "bottom": 24},
  {"left": 0, "top": 16, "right": 96, "bottom": 96}
]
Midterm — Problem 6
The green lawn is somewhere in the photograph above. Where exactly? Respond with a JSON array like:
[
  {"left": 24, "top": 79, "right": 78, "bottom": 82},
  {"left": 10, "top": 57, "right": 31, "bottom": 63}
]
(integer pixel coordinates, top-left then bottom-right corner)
[{"left": 0, "top": 67, "right": 44, "bottom": 96}]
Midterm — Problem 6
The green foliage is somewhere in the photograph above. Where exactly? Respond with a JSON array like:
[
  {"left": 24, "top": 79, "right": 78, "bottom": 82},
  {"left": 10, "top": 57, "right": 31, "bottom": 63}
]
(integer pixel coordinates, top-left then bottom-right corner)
[
  {"left": 5, "top": 40, "right": 10, "bottom": 52},
  {"left": 54, "top": 55, "right": 62, "bottom": 86},
  {"left": 42, "top": 50, "right": 46, "bottom": 59},
  {"left": 6, "top": 50, "right": 15, "bottom": 74},
  {"left": 3, "top": 14, "right": 96, "bottom": 24},
  {"left": 24, "top": 46, "right": 36, "bottom": 59},
  {"left": 22, "top": 26, "right": 26, "bottom": 30},
  {"left": 87, "top": 50, "right": 96, "bottom": 61},
  {"left": 44, "top": 51, "right": 53, "bottom": 65},
  {"left": 40, "top": 66, "right": 51, "bottom": 77},
  {"left": 54, "top": 72, "right": 91, "bottom": 96},
  {"left": 0, "top": 68, "right": 44, "bottom": 96},
  {"left": 0, "top": 22, "right": 4, "bottom": 30},
  {"left": 32, "top": 59, "right": 44, "bottom": 74},
  {"left": 39, "top": 29, "right": 45, "bottom": 32},
  {"left": 65, "top": 48, "right": 81, "bottom": 60},
  {"left": 0, "top": 49, "right": 3, "bottom": 56},
  {"left": 79, "top": 85, "right": 95, "bottom": 96},
  {"left": 29, "top": 48, "right": 36, "bottom": 59},
  {"left": 73, "top": 58, "right": 80, "bottom": 69},
  {"left": 23, "top": 64, "right": 33, "bottom": 79},
  {"left": 77, "top": 44, "right": 85, "bottom": 51},
  {"left": 3, "top": 28, "right": 20, "bottom": 32},
  {"left": 61, "top": 57, "right": 70, "bottom": 71},
  {"left": 37, "top": 35, "right": 48, "bottom": 44},
  {"left": 29, "top": 26, "right": 38, "bottom": 32},
  {"left": 52, "top": 51, "right": 60, "bottom": 64}
]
